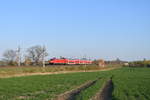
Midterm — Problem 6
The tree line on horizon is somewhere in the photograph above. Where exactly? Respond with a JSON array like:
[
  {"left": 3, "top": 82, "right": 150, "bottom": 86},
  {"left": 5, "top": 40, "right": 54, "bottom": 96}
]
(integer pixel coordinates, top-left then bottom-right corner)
[
  {"left": 0, "top": 45, "right": 48, "bottom": 66},
  {"left": 0, "top": 45, "right": 150, "bottom": 68},
  {"left": 128, "top": 60, "right": 150, "bottom": 68}
]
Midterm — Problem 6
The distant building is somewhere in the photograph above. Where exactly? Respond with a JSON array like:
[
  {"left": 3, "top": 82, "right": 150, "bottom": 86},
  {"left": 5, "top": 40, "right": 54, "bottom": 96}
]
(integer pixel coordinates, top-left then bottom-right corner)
[
  {"left": 124, "top": 63, "right": 129, "bottom": 66},
  {"left": 98, "top": 59, "right": 105, "bottom": 67}
]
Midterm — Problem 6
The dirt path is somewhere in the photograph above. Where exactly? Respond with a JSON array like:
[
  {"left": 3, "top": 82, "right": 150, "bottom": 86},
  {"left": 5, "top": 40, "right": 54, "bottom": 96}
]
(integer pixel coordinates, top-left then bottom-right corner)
[
  {"left": 92, "top": 78, "right": 114, "bottom": 100},
  {"left": 0, "top": 67, "right": 119, "bottom": 78},
  {"left": 55, "top": 78, "right": 101, "bottom": 100}
]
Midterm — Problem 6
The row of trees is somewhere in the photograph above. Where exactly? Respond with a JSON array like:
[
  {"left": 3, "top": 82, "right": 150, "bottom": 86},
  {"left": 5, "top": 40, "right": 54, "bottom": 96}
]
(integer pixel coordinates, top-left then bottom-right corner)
[
  {"left": 129, "top": 60, "right": 150, "bottom": 68},
  {"left": 2, "top": 45, "right": 48, "bottom": 67}
]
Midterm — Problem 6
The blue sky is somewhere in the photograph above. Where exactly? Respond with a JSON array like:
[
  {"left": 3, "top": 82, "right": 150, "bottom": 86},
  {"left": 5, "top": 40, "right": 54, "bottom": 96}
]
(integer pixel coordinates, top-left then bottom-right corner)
[{"left": 0, "top": 0, "right": 150, "bottom": 61}]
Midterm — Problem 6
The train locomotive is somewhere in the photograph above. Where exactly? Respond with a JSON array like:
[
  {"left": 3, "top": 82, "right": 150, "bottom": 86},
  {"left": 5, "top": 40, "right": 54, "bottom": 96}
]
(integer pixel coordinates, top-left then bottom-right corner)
[{"left": 49, "top": 58, "right": 92, "bottom": 65}]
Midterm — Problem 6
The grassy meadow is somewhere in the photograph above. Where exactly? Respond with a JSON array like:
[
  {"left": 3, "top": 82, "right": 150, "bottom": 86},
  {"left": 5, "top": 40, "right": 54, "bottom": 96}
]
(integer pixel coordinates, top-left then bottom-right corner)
[{"left": 0, "top": 67, "right": 150, "bottom": 100}]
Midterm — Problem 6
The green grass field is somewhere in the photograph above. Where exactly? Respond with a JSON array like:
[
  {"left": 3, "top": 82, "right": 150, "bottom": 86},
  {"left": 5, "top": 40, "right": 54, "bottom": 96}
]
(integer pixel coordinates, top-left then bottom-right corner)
[
  {"left": 112, "top": 68, "right": 150, "bottom": 100},
  {"left": 0, "top": 71, "right": 105, "bottom": 100},
  {"left": 0, "top": 67, "right": 150, "bottom": 100}
]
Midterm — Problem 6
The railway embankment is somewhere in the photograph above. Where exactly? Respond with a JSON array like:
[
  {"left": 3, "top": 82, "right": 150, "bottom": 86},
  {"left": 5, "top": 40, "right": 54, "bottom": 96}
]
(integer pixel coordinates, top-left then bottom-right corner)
[{"left": 0, "top": 66, "right": 120, "bottom": 78}]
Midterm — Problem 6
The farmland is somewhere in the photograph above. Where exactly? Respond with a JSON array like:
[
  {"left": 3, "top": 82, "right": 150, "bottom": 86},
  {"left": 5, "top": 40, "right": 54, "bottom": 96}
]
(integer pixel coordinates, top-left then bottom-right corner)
[
  {"left": 0, "top": 67, "right": 150, "bottom": 100},
  {"left": 112, "top": 68, "right": 150, "bottom": 100}
]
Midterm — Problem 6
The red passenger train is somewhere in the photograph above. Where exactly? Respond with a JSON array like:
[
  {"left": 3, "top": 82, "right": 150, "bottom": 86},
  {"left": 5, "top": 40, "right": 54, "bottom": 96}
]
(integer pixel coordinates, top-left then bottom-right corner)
[{"left": 49, "top": 58, "right": 92, "bottom": 65}]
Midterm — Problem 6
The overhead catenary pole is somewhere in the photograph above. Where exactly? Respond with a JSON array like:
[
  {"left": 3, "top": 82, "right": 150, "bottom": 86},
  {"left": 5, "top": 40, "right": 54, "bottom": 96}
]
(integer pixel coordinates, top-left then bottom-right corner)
[
  {"left": 84, "top": 54, "right": 87, "bottom": 72},
  {"left": 17, "top": 46, "right": 21, "bottom": 67}
]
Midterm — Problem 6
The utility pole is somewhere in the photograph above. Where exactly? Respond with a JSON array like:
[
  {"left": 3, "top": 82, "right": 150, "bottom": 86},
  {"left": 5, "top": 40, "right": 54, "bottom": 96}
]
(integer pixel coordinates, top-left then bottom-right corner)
[
  {"left": 17, "top": 46, "right": 21, "bottom": 67},
  {"left": 42, "top": 45, "right": 46, "bottom": 68},
  {"left": 84, "top": 54, "right": 87, "bottom": 72}
]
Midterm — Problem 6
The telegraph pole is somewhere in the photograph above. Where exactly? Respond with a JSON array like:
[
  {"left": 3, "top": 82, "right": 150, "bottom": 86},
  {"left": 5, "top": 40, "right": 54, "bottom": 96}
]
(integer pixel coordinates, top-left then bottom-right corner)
[{"left": 17, "top": 46, "right": 21, "bottom": 67}]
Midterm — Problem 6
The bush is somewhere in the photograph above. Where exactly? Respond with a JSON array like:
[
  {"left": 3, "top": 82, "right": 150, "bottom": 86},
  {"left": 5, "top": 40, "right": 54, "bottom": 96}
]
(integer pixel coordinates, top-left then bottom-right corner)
[{"left": 129, "top": 60, "right": 150, "bottom": 67}]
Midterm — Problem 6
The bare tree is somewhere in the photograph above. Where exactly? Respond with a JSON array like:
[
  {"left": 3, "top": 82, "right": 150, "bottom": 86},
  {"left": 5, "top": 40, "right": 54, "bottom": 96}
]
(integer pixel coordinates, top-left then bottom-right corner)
[
  {"left": 3, "top": 49, "right": 17, "bottom": 65},
  {"left": 26, "top": 45, "right": 48, "bottom": 66}
]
